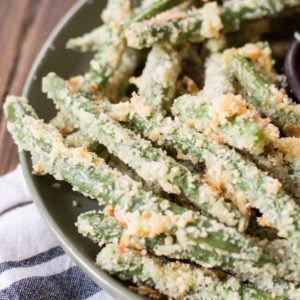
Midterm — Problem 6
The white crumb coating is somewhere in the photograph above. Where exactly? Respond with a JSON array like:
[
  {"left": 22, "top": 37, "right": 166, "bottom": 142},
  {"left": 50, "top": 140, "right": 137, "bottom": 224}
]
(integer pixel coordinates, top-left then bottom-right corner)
[
  {"left": 97, "top": 244, "right": 242, "bottom": 299},
  {"left": 200, "top": 2, "right": 223, "bottom": 39},
  {"left": 101, "top": 0, "right": 133, "bottom": 23},
  {"left": 223, "top": 0, "right": 284, "bottom": 20},
  {"left": 64, "top": 130, "right": 96, "bottom": 150},
  {"left": 49, "top": 110, "right": 76, "bottom": 135},
  {"left": 66, "top": 26, "right": 108, "bottom": 52},
  {"left": 134, "top": 44, "right": 182, "bottom": 112},
  {"left": 201, "top": 53, "right": 235, "bottom": 100},
  {"left": 277, "top": 138, "right": 300, "bottom": 198},
  {"left": 263, "top": 239, "right": 300, "bottom": 282}
]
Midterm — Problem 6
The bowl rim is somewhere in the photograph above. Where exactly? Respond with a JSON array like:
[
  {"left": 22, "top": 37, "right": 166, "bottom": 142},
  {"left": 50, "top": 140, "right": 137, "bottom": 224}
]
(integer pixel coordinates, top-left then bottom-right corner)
[{"left": 20, "top": 1, "right": 143, "bottom": 299}]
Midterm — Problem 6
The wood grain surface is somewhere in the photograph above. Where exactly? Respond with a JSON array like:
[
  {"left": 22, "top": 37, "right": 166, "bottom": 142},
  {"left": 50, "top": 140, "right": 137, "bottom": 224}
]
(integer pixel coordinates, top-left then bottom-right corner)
[{"left": 0, "top": 0, "right": 76, "bottom": 175}]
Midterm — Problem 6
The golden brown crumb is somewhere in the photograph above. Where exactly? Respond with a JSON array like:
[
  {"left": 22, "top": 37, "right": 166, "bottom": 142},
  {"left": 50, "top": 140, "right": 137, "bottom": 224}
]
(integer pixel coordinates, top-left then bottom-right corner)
[
  {"left": 182, "top": 76, "right": 200, "bottom": 94},
  {"left": 90, "top": 83, "right": 99, "bottom": 92},
  {"left": 130, "top": 92, "right": 153, "bottom": 118},
  {"left": 129, "top": 285, "right": 161, "bottom": 300},
  {"left": 205, "top": 129, "right": 224, "bottom": 143},
  {"left": 185, "top": 119, "right": 195, "bottom": 128},
  {"left": 32, "top": 163, "right": 45, "bottom": 174},
  {"left": 111, "top": 21, "right": 121, "bottom": 29},
  {"left": 117, "top": 240, "right": 127, "bottom": 253},
  {"left": 118, "top": 220, "right": 127, "bottom": 228},
  {"left": 104, "top": 205, "right": 115, "bottom": 217},
  {"left": 277, "top": 137, "right": 300, "bottom": 160},
  {"left": 284, "top": 124, "right": 300, "bottom": 138},
  {"left": 257, "top": 216, "right": 271, "bottom": 227},
  {"left": 68, "top": 77, "right": 79, "bottom": 93}
]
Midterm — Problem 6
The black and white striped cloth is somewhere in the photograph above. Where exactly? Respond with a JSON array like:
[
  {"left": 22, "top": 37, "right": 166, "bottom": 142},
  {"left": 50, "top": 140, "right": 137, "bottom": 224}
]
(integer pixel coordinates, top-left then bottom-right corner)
[{"left": 0, "top": 166, "right": 114, "bottom": 300}]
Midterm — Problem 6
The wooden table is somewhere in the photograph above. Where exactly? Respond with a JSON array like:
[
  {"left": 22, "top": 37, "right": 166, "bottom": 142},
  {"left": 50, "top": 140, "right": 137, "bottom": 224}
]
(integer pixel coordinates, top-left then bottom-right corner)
[{"left": 0, "top": 0, "right": 76, "bottom": 175}]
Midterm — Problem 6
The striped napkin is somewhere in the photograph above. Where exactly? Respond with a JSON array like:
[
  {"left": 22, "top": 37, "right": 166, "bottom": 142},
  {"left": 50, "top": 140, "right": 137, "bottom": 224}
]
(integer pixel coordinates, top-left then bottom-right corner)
[{"left": 0, "top": 166, "right": 114, "bottom": 300}]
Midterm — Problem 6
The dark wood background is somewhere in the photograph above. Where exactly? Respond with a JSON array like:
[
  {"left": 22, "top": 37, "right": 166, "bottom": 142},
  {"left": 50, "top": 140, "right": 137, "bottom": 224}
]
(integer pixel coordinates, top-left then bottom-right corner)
[{"left": 0, "top": 0, "right": 76, "bottom": 175}]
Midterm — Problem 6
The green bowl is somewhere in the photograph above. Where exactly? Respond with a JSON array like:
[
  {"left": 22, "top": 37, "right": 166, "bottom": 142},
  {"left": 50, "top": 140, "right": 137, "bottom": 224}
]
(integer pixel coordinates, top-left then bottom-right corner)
[{"left": 20, "top": 0, "right": 143, "bottom": 299}]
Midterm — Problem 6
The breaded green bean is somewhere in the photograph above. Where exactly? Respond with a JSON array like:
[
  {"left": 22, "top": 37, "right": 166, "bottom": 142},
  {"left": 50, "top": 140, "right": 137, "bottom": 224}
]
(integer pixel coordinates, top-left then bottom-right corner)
[
  {"left": 125, "top": 0, "right": 300, "bottom": 49},
  {"left": 65, "top": 37, "right": 300, "bottom": 252},
  {"left": 97, "top": 244, "right": 274, "bottom": 300},
  {"left": 253, "top": 148, "right": 300, "bottom": 200},
  {"left": 222, "top": 0, "right": 300, "bottom": 31},
  {"left": 130, "top": 0, "right": 186, "bottom": 23},
  {"left": 63, "top": 130, "right": 100, "bottom": 152},
  {"left": 68, "top": 32, "right": 140, "bottom": 101},
  {"left": 100, "top": 100, "right": 300, "bottom": 252},
  {"left": 92, "top": 94, "right": 300, "bottom": 253},
  {"left": 173, "top": 93, "right": 278, "bottom": 155},
  {"left": 78, "top": 211, "right": 300, "bottom": 299},
  {"left": 125, "top": 2, "right": 223, "bottom": 49},
  {"left": 201, "top": 52, "right": 235, "bottom": 99},
  {"left": 43, "top": 73, "right": 246, "bottom": 230},
  {"left": 227, "top": 53, "right": 300, "bottom": 137},
  {"left": 134, "top": 43, "right": 183, "bottom": 112},
  {"left": 77, "top": 210, "right": 249, "bottom": 269},
  {"left": 50, "top": 110, "right": 76, "bottom": 136},
  {"left": 4, "top": 96, "right": 260, "bottom": 262},
  {"left": 82, "top": 0, "right": 188, "bottom": 91},
  {"left": 172, "top": 54, "right": 279, "bottom": 155}
]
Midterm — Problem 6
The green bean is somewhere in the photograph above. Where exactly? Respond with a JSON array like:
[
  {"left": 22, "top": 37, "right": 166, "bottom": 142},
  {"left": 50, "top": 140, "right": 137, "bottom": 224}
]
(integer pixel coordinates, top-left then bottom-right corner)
[
  {"left": 172, "top": 53, "right": 279, "bottom": 155},
  {"left": 77, "top": 210, "right": 248, "bottom": 269},
  {"left": 125, "top": 0, "right": 300, "bottom": 49},
  {"left": 4, "top": 96, "right": 260, "bottom": 261},
  {"left": 100, "top": 100, "right": 300, "bottom": 252},
  {"left": 77, "top": 211, "right": 300, "bottom": 299},
  {"left": 93, "top": 96, "right": 300, "bottom": 254},
  {"left": 83, "top": 0, "right": 188, "bottom": 90},
  {"left": 97, "top": 244, "right": 274, "bottom": 300},
  {"left": 94, "top": 42, "right": 300, "bottom": 253},
  {"left": 222, "top": 0, "right": 299, "bottom": 31},
  {"left": 173, "top": 93, "right": 278, "bottom": 155},
  {"left": 65, "top": 38, "right": 300, "bottom": 252},
  {"left": 227, "top": 53, "right": 300, "bottom": 137},
  {"left": 130, "top": 0, "right": 186, "bottom": 23},
  {"left": 105, "top": 47, "right": 141, "bottom": 101},
  {"left": 134, "top": 43, "right": 183, "bottom": 112},
  {"left": 63, "top": 130, "right": 99, "bottom": 152},
  {"left": 67, "top": 0, "right": 133, "bottom": 52},
  {"left": 201, "top": 52, "right": 235, "bottom": 99},
  {"left": 125, "top": 2, "right": 222, "bottom": 49},
  {"left": 43, "top": 73, "right": 247, "bottom": 230}
]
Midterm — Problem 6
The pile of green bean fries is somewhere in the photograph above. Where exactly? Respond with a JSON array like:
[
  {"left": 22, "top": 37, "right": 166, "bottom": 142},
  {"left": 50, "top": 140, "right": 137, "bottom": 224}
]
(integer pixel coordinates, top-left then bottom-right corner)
[{"left": 5, "top": 0, "right": 300, "bottom": 298}]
